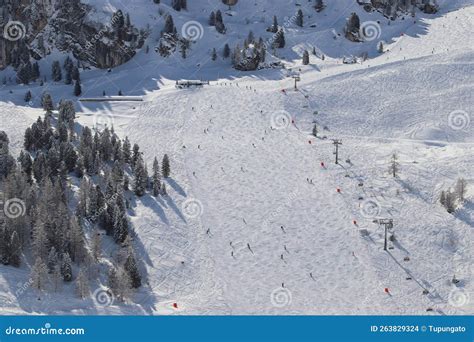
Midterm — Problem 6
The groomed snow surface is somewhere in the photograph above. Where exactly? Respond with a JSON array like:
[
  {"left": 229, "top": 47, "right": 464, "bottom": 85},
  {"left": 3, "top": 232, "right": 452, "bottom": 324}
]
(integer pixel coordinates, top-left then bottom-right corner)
[{"left": 0, "top": 0, "right": 472, "bottom": 315}]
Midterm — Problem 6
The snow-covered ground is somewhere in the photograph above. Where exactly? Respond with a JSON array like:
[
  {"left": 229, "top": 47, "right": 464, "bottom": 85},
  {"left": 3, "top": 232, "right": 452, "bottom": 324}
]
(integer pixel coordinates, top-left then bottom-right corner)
[{"left": 0, "top": 0, "right": 472, "bottom": 315}]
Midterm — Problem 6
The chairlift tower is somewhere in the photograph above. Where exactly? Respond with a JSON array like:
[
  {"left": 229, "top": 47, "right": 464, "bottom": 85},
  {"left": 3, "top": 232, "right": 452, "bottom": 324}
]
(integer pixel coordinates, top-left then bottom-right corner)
[
  {"left": 332, "top": 139, "right": 342, "bottom": 164},
  {"left": 292, "top": 74, "right": 301, "bottom": 90},
  {"left": 379, "top": 219, "right": 394, "bottom": 251}
]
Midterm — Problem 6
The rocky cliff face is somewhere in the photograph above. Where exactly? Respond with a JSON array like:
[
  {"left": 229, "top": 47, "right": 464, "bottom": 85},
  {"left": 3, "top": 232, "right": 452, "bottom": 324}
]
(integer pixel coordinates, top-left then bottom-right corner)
[{"left": 0, "top": 0, "right": 147, "bottom": 71}]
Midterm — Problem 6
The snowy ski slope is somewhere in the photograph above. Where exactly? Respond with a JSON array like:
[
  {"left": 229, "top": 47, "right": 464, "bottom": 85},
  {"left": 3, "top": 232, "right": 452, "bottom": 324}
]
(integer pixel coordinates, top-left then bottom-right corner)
[{"left": 0, "top": 0, "right": 472, "bottom": 315}]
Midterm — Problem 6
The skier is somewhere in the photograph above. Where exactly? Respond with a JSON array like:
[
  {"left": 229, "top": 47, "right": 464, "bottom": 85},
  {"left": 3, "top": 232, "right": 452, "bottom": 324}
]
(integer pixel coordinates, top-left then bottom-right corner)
[
  {"left": 284, "top": 245, "right": 289, "bottom": 253},
  {"left": 280, "top": 225, "right": 286, "bottom": 233}
]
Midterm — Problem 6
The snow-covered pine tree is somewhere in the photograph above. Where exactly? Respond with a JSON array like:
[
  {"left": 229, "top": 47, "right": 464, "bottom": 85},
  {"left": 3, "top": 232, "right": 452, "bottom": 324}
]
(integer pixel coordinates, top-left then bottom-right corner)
[
  {"left": 133, "top": 154, "right": 148, "bottom": 196},
  {"left": 295, "top": 9, "right": 304, "bottom": 27},
  {"left": 51, "top": 61, "right": 62, "bottom": 82},
  {"left": 24, "top": 90, "right": 32, "bottom": 103},
  {"left": 61, "top": 252, "right": 73, "bottom": 282},
  {"left": 454, "top": 178, "right": 467, "bottom": 202},
  {"left": 47, "top": 247, "right": 59, "bottom": 273},
  {"left": 163, "top": 15, "right": 175, "bottom": 34},
  {"left": 270, "top": 15, "right": 279, "bottom": 33},
  {"left": 223, "top": 43, "right": 230, "bottom": 58},
  {"left": 41, "top": 92, "right": 54, "bottom": 113},
  {"left": 152, "top": 157, "right": 161, "bottom": 197},
  {"left": 273, "top": 29, "right": 285, "bottom": 48},
  {"left": 124, "top": 247, "right": 141, "bottom": 288},
  {"left": 32, "top": 223, "right": 49, "bottom": 260},
  {"left": 162, "top": 154, "right": 170, "bottom": 178},
  {"left": 91, "top": 230, "right": 101, "bottom": 261},
  {"left": 161, "top": 182, "right": 167, "bottom": 196},
  {"left": 445, "top": 191, "right": 456, "bottom": 213},
  {"left": 31, "top": 257, "right": 48, "bottom": 291},
  {"left": 9, "top": 231, "right": 21, "bottom": 267},
  {"left": 345, "top": 13, "right": 360, "bottom": 41},
  {"left": 51, "top": 264, "right": 62, "bottom": 292},
  {"left": 377, "top": 41, "right": 384, "bottom": 53},
  {"left": 388, "top": 153, "right": 399, "bottom": 177},
  {"left": 302, "top": 50, "right": 310, "bottom": 65},
  {"left": 69, "top": 216, "right": 86, "bottom": 262},
  {"left": 215, "top": 10, "right": 226, "bottom": 34},
  {"left": 439, "top": 190, "right": 446, "bottom": 206},
  {"left": 74, "top": 79, "right": 82, "bottom": 96},
  {"left": 75, "top": 267, "right": 90, "bottom": 299},
  {"left": 314, "top": 0, "right": 324, "bottom": 12}
]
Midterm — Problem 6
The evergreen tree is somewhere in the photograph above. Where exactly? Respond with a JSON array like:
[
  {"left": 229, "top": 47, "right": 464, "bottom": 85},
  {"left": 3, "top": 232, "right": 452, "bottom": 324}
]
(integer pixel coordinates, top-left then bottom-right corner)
[
  {"left": 273, "top": 29, "right": 285, "bottom": 48},
  {"left": 211, "top": 48, "right": 217, "bottom": 61},
  {"left": 74, "top": 79, "right": 82, "bottom": 96},
  {"left": 65, "top": 68, "right": 73, "bottom": 85},
  {"left": 18, "top": 150, "right": 33, "bottom": 182},
  {"left": 51, "top": 61, "right": 62, "bottom": 82},
  {"left": 10, "top": 231, "right": 21, "bottom": 267},
  {"left": 31, "top": 257, "right": 48, "bottom": 291},
  {"left": 47, "top": 247, "right": 59, "bottom": 273},
  {"left": 91, "top": 230, "right": 101, "bottom": 261},
  {"left": 17, "top": 62, "right": 32, "bottom": 85},
  {"left": 124, "top": 248, "right": 141, "bottom": 288},
  {"left": 223, "top": 43, "right": 230, "bottom": 58},
  {"left": 209, "top": 11, "right": 216, "bottom": 26},
  {"left": 76, "top": 268, "right": 90, "bottom": 299},
  {"left": 295, "top": 9, "right": 304, "bottom": 27},
  {"left": 32, "top": 223, "right": 48, "bottom": 260},
  {"left": 302, "top": 50, "right": 310, "bottom": 65},
  {"left": 445, "top": 191, "right": 456, "bottom": 213},
  {"left": 312, "top": 123, "right": 318, "bottom": 137},
  {"left": 131, "top": 143, "right": 140, "bottom": 168},
  {"left": 52, "top": 265, "right": 62, "bottom": 292},
  {"left": 133, "top": 154, "right": 148, "bottom": 196},
  {"left": 123, "top": 137, "right": 132, "bottom": 163},
  {"left": 163, "top": 15, "right": 175, "bottom": 34},
  {"left": 454, "top": 178, "right": 467, "bottom": 202},
  {"left": 107, "top": 266, "right": 120, "bottom": 297},
  {"left": 41, "top": 92, "right": 54, "bottom": 113},
  {"left": 315, "top": 0, "right": 324, "bottom": 11},
  {"left": 161, "top": 182, "right": 167, "bottom": 196},
  {"left": 24, "top": 90, "right": 32, "bottom": 103},
  {"left": 439, "top": 190, "right": 446, "bottom": 206},
  {"left": 61, "top": 252, "right": 73, "bottom": 282},
  {"left": 270, "top": 15, "right": 279, "bottom": 33},
  {"left": 152, "top": 157, "right": 161, "bottom": 197},
  {"left": 388, "top": 153, "right": 399, "bottom": 177},
  {"left": 377, "top": 41, "right": 384, "bottom": 53},
  {"left": 162, "top": 154, "right": 170, "bottom": 178},
  {"left": 345, "top": 12, "right": 360, "bottom": 39},
  {"left": 215, "top": 10, "right": 226, "bottom": 33},
  {"left": 32, "top": 62, "right": 40, "bottom": 80}
]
